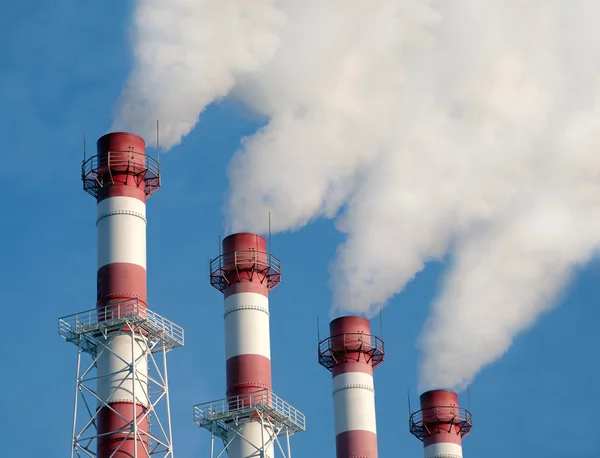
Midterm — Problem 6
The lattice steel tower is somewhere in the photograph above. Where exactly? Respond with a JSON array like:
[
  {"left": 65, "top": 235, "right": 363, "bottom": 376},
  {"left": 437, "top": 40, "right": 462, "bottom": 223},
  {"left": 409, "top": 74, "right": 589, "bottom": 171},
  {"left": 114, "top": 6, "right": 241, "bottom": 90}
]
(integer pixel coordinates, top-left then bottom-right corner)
[
  {"left": 58, "top": 132, "right": 184, "bottom": 458},
  {"left": 193, "top": 232, "right": 305, "bottom": 458}
]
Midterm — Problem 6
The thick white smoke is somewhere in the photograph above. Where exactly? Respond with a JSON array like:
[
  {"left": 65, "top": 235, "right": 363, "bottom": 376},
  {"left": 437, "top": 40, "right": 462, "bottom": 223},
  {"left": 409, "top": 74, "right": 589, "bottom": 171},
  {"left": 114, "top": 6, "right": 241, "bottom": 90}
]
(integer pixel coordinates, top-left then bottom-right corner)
[
  {"left": 111, "top": 0, "right": 284, "bottom": 148},
  {"left": 114, "top": 1, "right": 600, "bottom": 391}
]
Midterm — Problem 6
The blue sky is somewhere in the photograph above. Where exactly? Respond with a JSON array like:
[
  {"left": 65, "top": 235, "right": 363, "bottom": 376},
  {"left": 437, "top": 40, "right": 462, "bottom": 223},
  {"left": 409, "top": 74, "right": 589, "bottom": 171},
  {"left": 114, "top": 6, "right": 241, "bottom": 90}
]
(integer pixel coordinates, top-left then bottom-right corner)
[{"left": 1, "top": 2, "right": 599, "bottom": 457}]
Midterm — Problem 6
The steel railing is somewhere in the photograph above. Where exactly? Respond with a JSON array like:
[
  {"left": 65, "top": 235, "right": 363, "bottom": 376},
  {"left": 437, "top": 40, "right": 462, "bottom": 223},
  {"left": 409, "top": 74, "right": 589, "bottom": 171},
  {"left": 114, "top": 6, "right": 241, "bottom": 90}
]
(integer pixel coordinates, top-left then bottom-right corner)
[
  {"left": 194, "top": 388, "right": 306, "bottom": 435},
  {"left": 318, "top": 332, "right": 385, "bottom": 370},
  {"left": 409, "top": 406, "right": 473, "bottom": 440},
  {"left": 58, "top": 298, "right": 184, "bottom": 352},
  {"left": 209, "top": 250, "right": 282, "bottom": 292},
  {"left": 82, "top": 150, "right": 161, "bottom": 198}
]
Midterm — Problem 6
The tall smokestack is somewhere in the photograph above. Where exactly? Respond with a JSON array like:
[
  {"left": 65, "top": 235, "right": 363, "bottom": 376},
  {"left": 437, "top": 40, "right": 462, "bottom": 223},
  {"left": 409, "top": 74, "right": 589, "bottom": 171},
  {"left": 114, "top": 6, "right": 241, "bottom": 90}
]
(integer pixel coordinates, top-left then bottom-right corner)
[
  {"left": 59, "top": 132, "right": 183, "bottom": 458},
  {"left": 318, "top": 316, "right": 384, "bottom": 458},
  {"left": 409, "top": 389, "right": 473, "bottom": 458},
  {"left": 193, "top": 232, "right": 305, "bottom": 457},
  {"left": 94, "top": 132, "right": 151, "bottom": 457}
]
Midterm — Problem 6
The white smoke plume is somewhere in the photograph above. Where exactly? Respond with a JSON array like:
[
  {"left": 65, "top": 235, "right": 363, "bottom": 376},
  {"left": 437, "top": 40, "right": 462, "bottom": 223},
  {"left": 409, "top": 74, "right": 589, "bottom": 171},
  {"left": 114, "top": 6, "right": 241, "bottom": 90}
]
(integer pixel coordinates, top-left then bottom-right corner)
[
  {"left": 114, "top": 1, "right": 600, "bottom": 391},
  {"left": 111, "top": 0, "right": 284, "bottom": 148}
]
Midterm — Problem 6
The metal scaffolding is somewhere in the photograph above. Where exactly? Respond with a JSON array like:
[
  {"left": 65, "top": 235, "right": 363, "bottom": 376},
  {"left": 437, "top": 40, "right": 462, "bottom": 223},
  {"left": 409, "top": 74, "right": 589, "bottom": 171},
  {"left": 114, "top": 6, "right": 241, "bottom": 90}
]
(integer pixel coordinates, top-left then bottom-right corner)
[
  {"left": 193, "top": 389, "right": 306, "bottom": 458},
  {"left": 59, "top": 299, "right": 184, "bottom": 458}
]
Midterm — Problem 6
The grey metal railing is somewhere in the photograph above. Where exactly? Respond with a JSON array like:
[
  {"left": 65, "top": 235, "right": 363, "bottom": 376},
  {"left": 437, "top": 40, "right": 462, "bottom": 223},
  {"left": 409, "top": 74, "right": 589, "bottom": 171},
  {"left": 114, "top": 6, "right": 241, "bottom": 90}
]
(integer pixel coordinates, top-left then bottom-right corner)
[
  {"left": 82, "top": 150, "right": 161, "bottom": 197},
  {"left": 194, "top": 388, "right": 306, "bottom": 437},
  {"left": 318, "top": 332, "right": 385, "bottom": 370},
  {"left": 209, "top": 250, "right": 282, "bottom": 292},
  {"left": 409, "top": 405, "right": 473, "bottom": 440},
  {"left": 58, "top": 299, "right": 184, "bottom": 352}
]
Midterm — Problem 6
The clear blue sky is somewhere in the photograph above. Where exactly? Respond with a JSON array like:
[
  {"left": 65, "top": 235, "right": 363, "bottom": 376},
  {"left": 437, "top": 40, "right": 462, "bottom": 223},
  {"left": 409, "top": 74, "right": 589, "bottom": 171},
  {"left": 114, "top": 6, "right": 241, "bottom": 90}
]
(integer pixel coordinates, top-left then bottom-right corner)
[{"left": 1, "top": 2, "right": 599, "bottom": 457}]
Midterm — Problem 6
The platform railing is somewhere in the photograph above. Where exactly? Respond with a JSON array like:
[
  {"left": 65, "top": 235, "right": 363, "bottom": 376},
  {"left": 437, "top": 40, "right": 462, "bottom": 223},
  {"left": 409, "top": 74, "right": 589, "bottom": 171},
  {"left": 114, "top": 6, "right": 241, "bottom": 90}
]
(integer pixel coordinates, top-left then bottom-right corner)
[
  {"left": 409, "top": 406, "right": 473, "bottom": 440},
  {"left": 82, "top": 150, "right": 161, "bottom": 197},
  {"left": 318, "top": 332, "right": 385, "bottom": 370},
  {"left": 58, "top": 298, "right": 184, "bottom": 352},
  {"left": 194, "top": 388, "right": 306, "bottom": 435},
  {"left": 209, "top": 250, "right": 282, "bottom": 292}
]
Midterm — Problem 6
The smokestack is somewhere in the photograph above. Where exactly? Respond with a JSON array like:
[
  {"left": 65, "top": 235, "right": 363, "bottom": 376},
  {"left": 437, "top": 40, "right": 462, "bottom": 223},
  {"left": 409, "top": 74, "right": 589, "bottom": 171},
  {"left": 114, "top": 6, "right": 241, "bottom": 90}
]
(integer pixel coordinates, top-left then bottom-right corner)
[
  {"left": 94, "top": 132, "right": 152, "bottom": 457},
  {"left": 318, "top": 316, "right": 384, "bottom": 458},
  {"left": 409, "top": 389, "right": 473, "bottom": 458},
  {"left": 193, "top": 232, "right": 305, "bottom": 457},
  {"left": 58, "top": 132, "right": 183, "bottom": 458}
]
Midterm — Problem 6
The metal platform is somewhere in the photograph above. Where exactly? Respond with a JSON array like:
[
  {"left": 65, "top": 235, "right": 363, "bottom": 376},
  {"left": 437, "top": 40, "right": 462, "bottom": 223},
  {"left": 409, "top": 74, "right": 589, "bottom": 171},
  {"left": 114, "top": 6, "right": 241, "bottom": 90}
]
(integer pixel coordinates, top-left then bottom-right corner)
[
  {"left": 318, "top": 332, "right": 385, "bottom": 371},
  {"left": 194, "top": 389, "right": 306, "bottom": 441},
  {"left": 58, "top": 298, "right": 184, "bottom": 355},
  {"left": 409, "top": 406, "right": 473, "bottom": 441},
  {"left": 82, "top": 150, "right": 161, "bottom": 198},
  {"left": 209, "top": 249, "right": 282, "bottom": 292}
]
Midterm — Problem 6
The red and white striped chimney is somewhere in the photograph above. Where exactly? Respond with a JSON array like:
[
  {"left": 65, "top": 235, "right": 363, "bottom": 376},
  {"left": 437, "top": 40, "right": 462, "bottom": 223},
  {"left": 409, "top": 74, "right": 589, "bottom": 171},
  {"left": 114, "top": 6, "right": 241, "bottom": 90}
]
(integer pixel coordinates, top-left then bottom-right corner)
[
  {"left": 215, "top": 232, "right": 280, "bottom": 457},
  {"left": 94, "top": 132, "right": 154, "bottom": 458},
  {"left": 318, "top": 316, "right": 385, "bottom": 458},
  {"left": 409, "top": 389, "right": 473, "bottom": 458}
]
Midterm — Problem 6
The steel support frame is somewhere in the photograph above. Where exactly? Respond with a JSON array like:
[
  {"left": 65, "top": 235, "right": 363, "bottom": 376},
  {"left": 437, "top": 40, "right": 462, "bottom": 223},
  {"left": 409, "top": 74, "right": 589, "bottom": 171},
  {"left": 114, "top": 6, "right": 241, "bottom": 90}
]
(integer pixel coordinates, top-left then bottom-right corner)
[
  {"left": 82, "top": 150, "right": 161, "bottom": 198},
  {"left": 206, "top": 411, "right": 296, "bottom": 458},
  {"left": 409, "top": 406, "right": 473, "bottom": 441},
  {"left": 209, "top": 250, "right": 281, "bottom": 293},
  {"left": 69, "top": 321, "right": 175, "bottom": 458}
]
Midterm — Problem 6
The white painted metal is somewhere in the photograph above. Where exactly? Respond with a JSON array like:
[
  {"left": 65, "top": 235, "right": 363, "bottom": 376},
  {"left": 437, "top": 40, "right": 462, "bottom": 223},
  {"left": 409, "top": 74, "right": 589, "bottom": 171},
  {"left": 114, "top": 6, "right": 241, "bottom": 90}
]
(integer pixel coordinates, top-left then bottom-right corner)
[
  {"left": 193, "top": 389, "right": 305, "bottom": 458},
  {"left": 59, "top": 300, "right": 184, "bottom": 351},
  {"left": 228, "top": 422, "right": 275, "bottom": 458},
  {"left": 224, "top": 291, "right": 272, "bottom": 457},
  {"left": 97, "top": 333, "right": 149, "bottom": 406},
  {"left": 332, "top": 372, "right": 377, "bottom": 435},
  {"left": 224, "top": 293, "right": 270, "bottom": 359},
  {"left": 59, "top": 306, "right": 183, "bottom": 458},
  {"left": 97, "top": 196, "right": 147, "bottom": 269},
  {"left": 424, "top": 442, "right": 463, "bottom": 458}
]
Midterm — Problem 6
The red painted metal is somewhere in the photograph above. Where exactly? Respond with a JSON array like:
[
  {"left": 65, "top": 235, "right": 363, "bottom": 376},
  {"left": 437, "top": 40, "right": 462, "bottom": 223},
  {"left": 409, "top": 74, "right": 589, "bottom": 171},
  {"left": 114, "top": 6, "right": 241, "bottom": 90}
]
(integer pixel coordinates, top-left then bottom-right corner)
[
  {"left": 222, "top": 232, "right": 267, "bottom": 258},
  {"left": 214, "top": 233, "right": 277, "bottom": 402},
  {"left": 319, "top": 316, "right": 384, "bottom": 458},
  {"left": 210, "top": 233, "right": 281, "bottom": 294},
  {"left": 83, "top": 132, "right": 160, "bottom": 200},
  {"left": 97, "top": 132, "right": 146, "bottom": 169},
  {"left": 97, "top": 263, "right": 148, "bottom": 308},
  {"left": 336, "top": 430, "right": 378, "bottom": 458},
  {"left": 97, "top": 403, "right": 150, "bottom": 458},
  {"left": 319, "top": 316, "right": 385, "bottom": 375},
  {"left": 226, "top": 354, "right": 272, "bottom": 397},
  {"left": 410, "top": 389, "right": 473, "bottom": 447},
  {"left": 88, "top": 132, "right": 156, "bottom": 458},
  {"left": 330, "top": 315, "right": 371, "bottom": 336}
]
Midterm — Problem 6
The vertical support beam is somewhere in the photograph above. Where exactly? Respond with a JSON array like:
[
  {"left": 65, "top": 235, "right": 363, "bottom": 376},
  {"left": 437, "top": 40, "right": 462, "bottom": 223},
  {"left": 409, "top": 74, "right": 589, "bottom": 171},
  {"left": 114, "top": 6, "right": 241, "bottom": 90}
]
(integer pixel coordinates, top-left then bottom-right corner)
[
  {"left": 131, "top": 326, "right": 139, "bottom": 458},
  {"left": 70, "top": 340, "right": 82, "bottom": 458},
  {"left": 163, "top": 346, "right": 174, "bottom": 457},
  {"left": 64, "top": 316, "right": 182, "bottom": 458}
]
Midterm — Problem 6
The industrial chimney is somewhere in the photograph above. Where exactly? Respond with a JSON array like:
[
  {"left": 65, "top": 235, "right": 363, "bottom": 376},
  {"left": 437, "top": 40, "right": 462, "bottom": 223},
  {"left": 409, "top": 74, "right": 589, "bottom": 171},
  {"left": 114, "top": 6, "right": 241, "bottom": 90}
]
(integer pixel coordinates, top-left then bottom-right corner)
[
  {"left": 318, "top": 316, "right": 385, "bottom": 458},
  {"left": 409, "top": 389, "right": 473, "bottom": 458},
  {"left": 193, "top": 232, "right": 305, "bottom": 458},
  {"left": 58, "top": 132, "right": 184, "bottom": 458}
]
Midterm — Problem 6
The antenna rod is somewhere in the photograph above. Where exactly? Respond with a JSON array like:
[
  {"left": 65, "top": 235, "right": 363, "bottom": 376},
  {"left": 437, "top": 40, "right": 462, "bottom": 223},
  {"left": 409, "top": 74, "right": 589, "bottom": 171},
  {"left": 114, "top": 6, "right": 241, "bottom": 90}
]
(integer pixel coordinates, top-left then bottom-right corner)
[
  {"left": 83, "top": 131, "right": 87, "bottom": 163},
  {"left": 407, "top": 388, "right": 412, "bottom": 415},
  {"left": 268, "top": 212, "right": 272, "bottom": 253},
  {"left": 156, "top": 120, "right": 160, "bottom": 162},
  {"left": 317, "top": 316, "right": 320, "bottom": 342},
  {"left": 467, "top": 384, "right": 471, "bottom": 412},
  {"left": 379, "top": 309, "right": 383, "bottom": 338}
]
